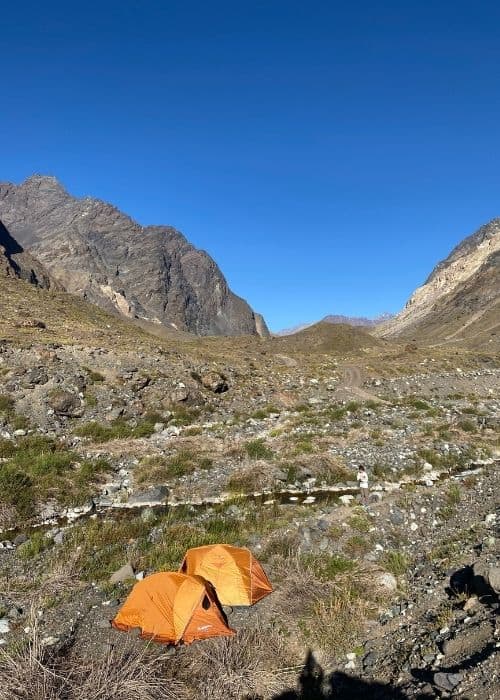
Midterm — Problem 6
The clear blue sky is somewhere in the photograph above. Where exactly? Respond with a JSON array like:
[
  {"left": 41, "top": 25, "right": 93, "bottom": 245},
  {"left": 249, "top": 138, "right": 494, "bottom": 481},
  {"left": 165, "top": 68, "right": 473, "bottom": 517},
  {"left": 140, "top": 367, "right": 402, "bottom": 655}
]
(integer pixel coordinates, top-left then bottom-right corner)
[{"left": 2, "top": 1, "right": 499, "bottom": 331}]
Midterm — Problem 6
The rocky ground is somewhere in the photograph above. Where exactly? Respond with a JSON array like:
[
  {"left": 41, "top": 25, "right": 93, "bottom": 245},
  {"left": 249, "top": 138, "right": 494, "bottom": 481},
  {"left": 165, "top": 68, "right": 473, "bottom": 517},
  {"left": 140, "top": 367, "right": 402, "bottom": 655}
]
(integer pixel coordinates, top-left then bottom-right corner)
[{"left": 0, "top": 283, "right": 498, "bottom": 699}]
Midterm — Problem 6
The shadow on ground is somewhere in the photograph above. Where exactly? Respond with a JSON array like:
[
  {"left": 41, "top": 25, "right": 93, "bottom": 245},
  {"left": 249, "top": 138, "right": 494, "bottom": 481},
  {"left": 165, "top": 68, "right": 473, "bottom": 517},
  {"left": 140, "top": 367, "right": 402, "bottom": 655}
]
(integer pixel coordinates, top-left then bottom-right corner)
[{"left": 264, "top": 650, "right": 444, "bottom": 700}]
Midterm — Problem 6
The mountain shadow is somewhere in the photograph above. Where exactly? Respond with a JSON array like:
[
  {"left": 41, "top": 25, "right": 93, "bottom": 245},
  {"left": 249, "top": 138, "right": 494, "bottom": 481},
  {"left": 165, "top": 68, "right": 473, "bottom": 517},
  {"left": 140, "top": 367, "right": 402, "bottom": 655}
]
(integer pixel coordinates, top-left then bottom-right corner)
[
  {"left": 0, "top": 218, "right": 24, "bottom": 256},
  {"left": 0, "top": 217, "right": 53, "bottom": 288}
]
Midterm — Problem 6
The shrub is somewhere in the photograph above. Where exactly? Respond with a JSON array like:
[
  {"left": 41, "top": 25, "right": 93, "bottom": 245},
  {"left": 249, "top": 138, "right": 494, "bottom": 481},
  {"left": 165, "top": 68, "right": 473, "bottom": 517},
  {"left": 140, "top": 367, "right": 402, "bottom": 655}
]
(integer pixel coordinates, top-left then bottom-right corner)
[
  {"left": 0, "top": 434, "right": 111, "bottom": 518},
  {"left": 83, "top": 367, "right": 105, "bottom": 382},
  {"left": 135, "top": 451, "right": 213, "bottom": 484},
  {"left": 301, "top": 554, "right": 354, "bottom": 581},
  {"left": 381, "top": 550, "right": 409, "bottom": 575},
  {"left": 0, "top": 465, "right": 34, "bottom": 516},
  {"left": 0, "top": 394, "right": 14, "bottom": 414},
  {"left": 458, "top": 419, "right": 476, "bottom": 433},
  {"left": 251, "top": 405, "right": 279, "bottom": 419},
  {"left": 17, "top": 532, "right": 51, "bottom": 560},
  {"left": 344, "top": 535, "right": 372, "bottom": 558},
  {"left": 0, "top": 438, "right": 17, "bottom": 458},
  {"left": 243, "top": 439, "right": 273, "bottom": 460},
  {"left": 404, "top": 397, "right": 429, "bottom": 410},
  {"left": 75, "top": 415, "right": 158, "bottom": 442},
  {"left": 348, "top": 514, "right": 371, "bottom": 532},
  {"left": 169, "top": 406, "right": 201, "bottom": 426},
  {"left": 227, "top": 468, "right": 264, "bottom": 493}
]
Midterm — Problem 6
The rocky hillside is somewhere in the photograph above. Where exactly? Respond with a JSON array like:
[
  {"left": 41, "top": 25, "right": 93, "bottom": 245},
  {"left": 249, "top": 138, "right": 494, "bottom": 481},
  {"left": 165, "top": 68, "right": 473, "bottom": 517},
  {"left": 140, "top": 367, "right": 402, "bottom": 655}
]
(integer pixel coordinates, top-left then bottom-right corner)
[
  {"left": 0, "top": 175, "right": 268, "bottom": 337},
  {"left": 378, "top": 219, "right": 500, "bottom": 347}
]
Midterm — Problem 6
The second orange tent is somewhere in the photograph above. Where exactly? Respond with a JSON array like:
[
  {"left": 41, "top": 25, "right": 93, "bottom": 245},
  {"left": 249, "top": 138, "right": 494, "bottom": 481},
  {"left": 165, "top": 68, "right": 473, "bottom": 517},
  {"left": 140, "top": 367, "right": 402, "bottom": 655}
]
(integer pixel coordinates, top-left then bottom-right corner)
[{"left": 180, "top": 544, "right": 273, "bottom": 606}]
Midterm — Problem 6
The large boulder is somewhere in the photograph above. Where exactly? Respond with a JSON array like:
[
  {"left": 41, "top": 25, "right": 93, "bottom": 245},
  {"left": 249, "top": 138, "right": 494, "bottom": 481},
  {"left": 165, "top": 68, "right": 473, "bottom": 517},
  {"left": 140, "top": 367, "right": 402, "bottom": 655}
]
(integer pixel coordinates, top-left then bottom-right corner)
[{"left": 47, "top": 389, "right": 82, "bottom": 417}]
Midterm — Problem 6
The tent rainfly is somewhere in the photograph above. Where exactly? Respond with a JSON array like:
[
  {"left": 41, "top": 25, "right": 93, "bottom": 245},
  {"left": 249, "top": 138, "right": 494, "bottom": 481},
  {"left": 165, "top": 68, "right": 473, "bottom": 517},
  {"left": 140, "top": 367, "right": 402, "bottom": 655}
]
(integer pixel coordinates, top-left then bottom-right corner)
[
  {"left": 111, "top": 572, "right": 235, "bottom": 645},
  {"left": 180, "top": 544, "right": 273, "bottom": 606}
]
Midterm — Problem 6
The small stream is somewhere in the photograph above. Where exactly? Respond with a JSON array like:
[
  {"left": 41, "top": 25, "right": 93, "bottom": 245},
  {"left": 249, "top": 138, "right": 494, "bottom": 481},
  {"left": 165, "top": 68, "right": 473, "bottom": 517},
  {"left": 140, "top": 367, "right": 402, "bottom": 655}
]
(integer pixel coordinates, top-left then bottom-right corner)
[{"left": 0, "top": 462, "right": 492, "bottom": 545}]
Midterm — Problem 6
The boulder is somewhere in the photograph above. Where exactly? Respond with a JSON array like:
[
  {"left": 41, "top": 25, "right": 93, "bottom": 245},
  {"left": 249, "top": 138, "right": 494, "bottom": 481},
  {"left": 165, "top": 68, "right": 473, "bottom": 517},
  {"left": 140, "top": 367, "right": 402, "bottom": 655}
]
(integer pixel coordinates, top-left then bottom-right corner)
[
  {"left": 127, "top": 485, "right": 169, "bottom": 507},
  {"left": 472, "top": 561, "right": 500, "bottom": 599},
  {"left": 47, "top": 390, "right": 82, "bottom": 417},
  {"left": 434, "top": 672, "right": 463, "bottom": 692},
  {"left": 201, "top": 371, "right": 229, "bottom": 393}
]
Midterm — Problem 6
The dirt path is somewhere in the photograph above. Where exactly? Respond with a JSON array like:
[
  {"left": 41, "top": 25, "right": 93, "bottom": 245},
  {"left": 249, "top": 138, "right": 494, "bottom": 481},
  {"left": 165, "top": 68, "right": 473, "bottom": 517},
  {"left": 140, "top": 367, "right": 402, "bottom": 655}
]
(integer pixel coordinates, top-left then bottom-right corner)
[{"left": 340, "top": 365, "right": 384, "bottom": 402}]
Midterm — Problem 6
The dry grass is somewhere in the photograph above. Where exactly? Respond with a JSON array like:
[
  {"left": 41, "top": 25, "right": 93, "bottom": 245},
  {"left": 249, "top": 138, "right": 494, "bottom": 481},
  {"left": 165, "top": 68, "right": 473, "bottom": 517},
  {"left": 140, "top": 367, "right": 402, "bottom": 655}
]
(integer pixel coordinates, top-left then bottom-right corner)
[
  {"left": 70, "top": 642, "right": 188, "bottom": 700},
  {"left": 0, "top": 503, "right": 16, "bottom": 531},
  {"left": 0, "top": 610, "right": 69, "bottom": 700},
  {"left": 271, "top": 554, "right": 387, "bottom": 658},
  {"left": 176, "top": 621, "right": 297, "bottom": 700},
  {"left": 0, "top": 610, "right": 188, "bottom": 700}
]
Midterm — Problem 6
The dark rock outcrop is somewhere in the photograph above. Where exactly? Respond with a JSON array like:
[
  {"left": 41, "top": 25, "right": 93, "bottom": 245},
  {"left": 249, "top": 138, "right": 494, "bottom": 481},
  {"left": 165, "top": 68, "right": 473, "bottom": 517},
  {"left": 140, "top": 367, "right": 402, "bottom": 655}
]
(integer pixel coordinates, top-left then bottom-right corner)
[
  {"left": 0, "top": 218, "right": 53, "bottom": 288},
  {"left": 0, "top": 175, "right": 269, "bottom": 337}
]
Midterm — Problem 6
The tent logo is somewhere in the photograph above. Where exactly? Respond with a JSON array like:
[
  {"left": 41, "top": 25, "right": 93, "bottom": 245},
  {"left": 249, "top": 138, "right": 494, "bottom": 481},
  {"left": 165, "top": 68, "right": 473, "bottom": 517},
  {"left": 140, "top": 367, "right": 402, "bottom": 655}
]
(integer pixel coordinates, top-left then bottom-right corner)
[{"left": 197, "top": 624, "right": 212, "bottom": 631}]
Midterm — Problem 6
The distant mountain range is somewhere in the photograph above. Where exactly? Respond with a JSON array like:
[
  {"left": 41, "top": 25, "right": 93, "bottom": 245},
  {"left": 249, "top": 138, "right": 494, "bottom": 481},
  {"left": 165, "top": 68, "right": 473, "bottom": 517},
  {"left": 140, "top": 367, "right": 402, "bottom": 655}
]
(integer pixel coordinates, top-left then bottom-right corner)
[
  {"left": 1, "top": 174, "right": 498, "bottom": 348},
  {"left": 276, "top": 313, "right": 394, "bottom": 336},
  {"left": 0, "top": 175, "right": 268, "bottom": 337}
]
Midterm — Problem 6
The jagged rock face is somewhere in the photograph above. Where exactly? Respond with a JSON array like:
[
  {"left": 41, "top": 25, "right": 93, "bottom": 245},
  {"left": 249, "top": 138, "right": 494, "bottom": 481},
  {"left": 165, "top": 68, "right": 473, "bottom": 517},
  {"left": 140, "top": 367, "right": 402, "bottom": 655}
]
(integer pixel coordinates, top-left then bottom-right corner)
[
  {"left": 0, "top": 218, "right": 53, "bottom": 288},
  {"left": 0, "top": 175, "right": 269, "bottom": 337},
  {"left": 378, "top": 219, "right": 500, "bottom": 346}
]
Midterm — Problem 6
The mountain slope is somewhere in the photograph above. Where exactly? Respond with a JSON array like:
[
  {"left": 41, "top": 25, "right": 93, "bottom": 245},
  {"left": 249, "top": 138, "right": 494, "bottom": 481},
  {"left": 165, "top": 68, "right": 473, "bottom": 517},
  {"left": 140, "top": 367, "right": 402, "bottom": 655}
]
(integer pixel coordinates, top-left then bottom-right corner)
[
  {"left": 0, "top": 175, "right": 268, "bottom": 337},
  {"left": 377, "top": 219, "right": 500, "bottom": 347}
]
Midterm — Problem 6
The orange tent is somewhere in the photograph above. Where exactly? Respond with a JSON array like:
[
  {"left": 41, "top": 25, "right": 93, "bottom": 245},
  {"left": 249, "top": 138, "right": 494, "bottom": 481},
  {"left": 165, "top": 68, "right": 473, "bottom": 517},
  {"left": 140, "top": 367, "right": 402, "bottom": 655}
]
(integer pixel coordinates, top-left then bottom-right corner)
[
  {"left": 180, "top": 544, "right": 273, "bottom": 606},
  {"left": 111, "top": 572, "right": 235, "bottom": 645}
]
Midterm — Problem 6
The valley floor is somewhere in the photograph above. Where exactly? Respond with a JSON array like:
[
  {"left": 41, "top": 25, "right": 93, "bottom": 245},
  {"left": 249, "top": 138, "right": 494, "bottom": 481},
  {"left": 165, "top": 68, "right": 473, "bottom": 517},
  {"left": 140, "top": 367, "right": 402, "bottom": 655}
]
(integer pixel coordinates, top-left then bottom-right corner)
[{"left": 0, "top": 288, "right": 498, "bottom": 699}]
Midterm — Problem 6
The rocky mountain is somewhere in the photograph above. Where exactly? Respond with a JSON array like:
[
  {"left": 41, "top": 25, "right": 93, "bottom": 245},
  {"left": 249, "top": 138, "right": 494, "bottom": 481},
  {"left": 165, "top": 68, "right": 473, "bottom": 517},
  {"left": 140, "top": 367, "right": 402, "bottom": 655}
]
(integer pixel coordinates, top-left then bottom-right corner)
[
  {"left": 0, "top": 175, "right": 268, "bottom": 337},
  {"left": 377, "top": 219, "right": 500, "bottom": 347}
]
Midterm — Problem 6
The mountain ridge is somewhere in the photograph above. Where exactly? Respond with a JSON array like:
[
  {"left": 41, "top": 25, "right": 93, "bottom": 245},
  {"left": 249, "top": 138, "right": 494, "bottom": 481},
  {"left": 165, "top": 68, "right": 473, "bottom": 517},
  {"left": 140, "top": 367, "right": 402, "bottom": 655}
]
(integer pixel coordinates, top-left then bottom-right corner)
[
  {"left": 0, "top": 175, "right": 268, "bottom": 337},
  {"left": 376, "top": 218, "right": 500, "bottom": 347}
]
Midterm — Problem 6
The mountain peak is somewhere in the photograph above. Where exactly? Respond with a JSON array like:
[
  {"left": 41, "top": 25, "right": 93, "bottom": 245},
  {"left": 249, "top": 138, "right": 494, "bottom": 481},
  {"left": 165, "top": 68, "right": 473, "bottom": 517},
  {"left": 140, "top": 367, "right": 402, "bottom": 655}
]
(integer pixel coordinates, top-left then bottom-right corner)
[{"left": 0, "top": 176, "right": 268, "bottom": 337}]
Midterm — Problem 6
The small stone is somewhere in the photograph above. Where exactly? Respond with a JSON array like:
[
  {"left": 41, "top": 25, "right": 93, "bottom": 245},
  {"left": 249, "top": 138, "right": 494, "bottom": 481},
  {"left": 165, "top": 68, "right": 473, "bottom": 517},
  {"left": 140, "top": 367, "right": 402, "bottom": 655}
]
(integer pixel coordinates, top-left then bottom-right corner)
[
  {"left": 7, "top": 607, "right": 22, "bottom": 620},
  {"left": 376, "top": 572, "right": 398, "bottom": 592},
  {"left": 53, "top": 531, "right": 64, "bottom": 545},
  {"left": 13, "top": 534, "right": 28, "bottom": 547},
  {"left": 41, "top": 636, "right": 59, "bottom": 647},
  {"left": 0, "top": 620, "right": 10, "bottom": 634},
  {"left": 463, "top": 596, "right": 479, "bottom": 612},
  {"left": 110, "top": 563, "right": 135, "bottom": 584}
]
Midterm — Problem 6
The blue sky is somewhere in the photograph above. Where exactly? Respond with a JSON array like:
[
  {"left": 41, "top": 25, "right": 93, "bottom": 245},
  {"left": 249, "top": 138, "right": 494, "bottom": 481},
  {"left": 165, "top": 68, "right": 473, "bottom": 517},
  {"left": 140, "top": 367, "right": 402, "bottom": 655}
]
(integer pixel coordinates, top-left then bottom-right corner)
[{"left": 2, "top": 1, "right": 499, "bottom": 331}]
